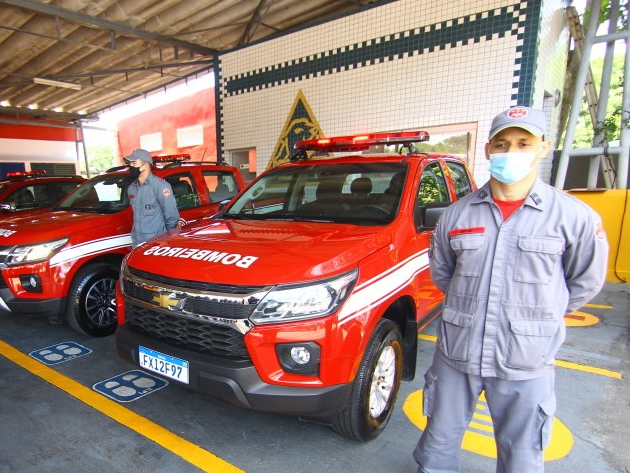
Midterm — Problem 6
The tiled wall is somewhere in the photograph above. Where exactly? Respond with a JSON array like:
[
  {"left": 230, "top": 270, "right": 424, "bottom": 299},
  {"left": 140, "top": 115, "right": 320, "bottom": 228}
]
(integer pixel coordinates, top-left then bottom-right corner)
[{"left": 216, "top": 0, "right": 570, "bottom": 184}]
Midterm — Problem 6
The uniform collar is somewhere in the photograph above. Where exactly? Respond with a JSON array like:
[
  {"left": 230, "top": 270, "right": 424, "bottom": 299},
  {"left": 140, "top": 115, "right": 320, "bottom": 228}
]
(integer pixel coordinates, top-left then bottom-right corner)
[
  {"left": 472, "top": 179, "right": 547, "bottom": 211},
  {"left": 136, "top": 172, "right": 155, "bottom": 186}
]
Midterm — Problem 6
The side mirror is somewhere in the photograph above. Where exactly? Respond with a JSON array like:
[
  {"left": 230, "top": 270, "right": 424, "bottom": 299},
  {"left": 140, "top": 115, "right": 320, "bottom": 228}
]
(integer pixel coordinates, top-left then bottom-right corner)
[
  {"left": 217, "top": 199, "right": 230, "bottom": 212},
  {"left": 419, "top": 201, "right": 451, "bottom": 230},
  {"left": 0, "top": 203, "right": 15, "bottom": 213}
]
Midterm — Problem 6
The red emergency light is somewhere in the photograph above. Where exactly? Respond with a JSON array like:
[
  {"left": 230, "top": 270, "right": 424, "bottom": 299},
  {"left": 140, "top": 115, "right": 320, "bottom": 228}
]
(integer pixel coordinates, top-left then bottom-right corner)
[
  {"left": 6, "top": 170, "right": 47, "bottom": 178},
  {"left": 293, "top": 131, "right": 429, "bottom": 159},
  {"left": 153, "top": 154, "right": 191, "bottom": 163}
]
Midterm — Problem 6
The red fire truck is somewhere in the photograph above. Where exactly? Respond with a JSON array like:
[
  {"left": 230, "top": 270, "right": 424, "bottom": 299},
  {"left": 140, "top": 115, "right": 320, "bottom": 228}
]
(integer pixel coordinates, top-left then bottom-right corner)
[
  {"left": 116, "top": 133, "right": 476, "bottom": 439},
  {"left": 0, "top": 157, "right": 244, "bottom": 336}
]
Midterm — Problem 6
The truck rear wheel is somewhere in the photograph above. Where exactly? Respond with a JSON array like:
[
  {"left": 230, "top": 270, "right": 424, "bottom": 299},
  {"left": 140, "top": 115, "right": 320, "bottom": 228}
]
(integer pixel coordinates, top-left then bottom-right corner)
[
  {"left": 332, "top": 318, "right": 402, "bottom": 441},
  {"left": 66, "top": 263, "right": 118, "bottom": 337}
]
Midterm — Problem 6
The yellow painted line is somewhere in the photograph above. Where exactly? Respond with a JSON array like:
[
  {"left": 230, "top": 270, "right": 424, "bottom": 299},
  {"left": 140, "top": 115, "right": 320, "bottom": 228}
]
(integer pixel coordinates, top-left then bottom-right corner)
[
  {"left": 472, "top": 412, "right": 493, "bottom": 424},
  {"left": 418, "top": 333, "right": 622, "bottom": 379},
  {"left": 418, "top": 333, "right": 437, "bottom": 342},
  {"left": 584, "top": 303, "right": 613, "bottom": 309},
  {"left": 0, "top": 339, "right": 245, "bottom": 473},
  {"left": 469, "top": 420, "right": 494, "bottom": 433},
  {"left": 554, "top": 359, "right": 622, "bottom": 379}
]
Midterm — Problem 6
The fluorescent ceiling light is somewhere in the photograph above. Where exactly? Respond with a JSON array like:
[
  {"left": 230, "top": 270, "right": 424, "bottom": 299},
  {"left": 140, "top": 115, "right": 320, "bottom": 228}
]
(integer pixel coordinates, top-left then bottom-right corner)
[{"left": 33, "top": 77, "right": 82, "bottom": 91}]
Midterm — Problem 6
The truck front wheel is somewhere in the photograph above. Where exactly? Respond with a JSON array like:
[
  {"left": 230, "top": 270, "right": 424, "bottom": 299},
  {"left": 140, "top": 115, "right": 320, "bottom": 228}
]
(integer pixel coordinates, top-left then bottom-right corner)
[
  {"left": 332, "top": 318, "right": 403, "bottom": 441},
  {"left": 66, "top": 263, "right": 119, "bottom": 337}
]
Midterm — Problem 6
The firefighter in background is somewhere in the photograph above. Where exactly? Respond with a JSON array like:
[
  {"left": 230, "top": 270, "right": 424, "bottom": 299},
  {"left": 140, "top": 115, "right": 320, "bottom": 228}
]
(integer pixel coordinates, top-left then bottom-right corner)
[{"left": 124, "top": 148, "right": 182, "bottom": 248}]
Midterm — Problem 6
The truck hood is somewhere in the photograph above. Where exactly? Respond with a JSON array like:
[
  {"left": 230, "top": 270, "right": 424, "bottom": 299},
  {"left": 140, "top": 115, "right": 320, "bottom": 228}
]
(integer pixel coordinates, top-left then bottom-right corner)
[
  {"left": 0, "top": 210, "right": 127, "bottom": 244},
  {"left": 127, "top": 219, "right": 392, "bottom": 285}
]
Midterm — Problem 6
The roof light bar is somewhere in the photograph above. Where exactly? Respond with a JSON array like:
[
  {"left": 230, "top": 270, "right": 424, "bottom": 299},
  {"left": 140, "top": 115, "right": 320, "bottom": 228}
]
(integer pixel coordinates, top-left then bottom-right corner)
[
  {"left": 152, "top": 154, "right": 191, "bottom": 163},
  {"left": 6, "top": 170, "right": 46, "bottom": 178},
  {"left": 294, "top": 131, "right": 430, "bottom": 154}
]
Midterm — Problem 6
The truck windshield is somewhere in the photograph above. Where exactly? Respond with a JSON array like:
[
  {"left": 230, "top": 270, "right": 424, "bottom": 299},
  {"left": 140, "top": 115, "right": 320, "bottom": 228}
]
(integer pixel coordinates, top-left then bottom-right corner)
[
  {"left": 57, "top": 174, "right": 130, "bottom": 214},
  {"left": 223, "top": 163, "right": 408, "bottom": 225}
]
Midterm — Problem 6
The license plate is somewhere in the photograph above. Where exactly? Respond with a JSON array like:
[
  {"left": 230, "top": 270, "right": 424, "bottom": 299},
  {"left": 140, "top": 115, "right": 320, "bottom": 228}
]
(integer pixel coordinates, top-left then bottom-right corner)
[{"left": 138, "top": 346, "right": 189, "bottom": 384}]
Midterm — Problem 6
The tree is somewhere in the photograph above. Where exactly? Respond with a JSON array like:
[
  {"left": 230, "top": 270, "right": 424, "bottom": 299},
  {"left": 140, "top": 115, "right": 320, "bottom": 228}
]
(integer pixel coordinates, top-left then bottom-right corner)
[
  {"left": 80, "top": 145, "right": 116, "bottom": 175},
  {"left": 573, "top": 53, "right": 625, "bottom": 148},
  {"left": 571, "top": 0, "right": 628, "bottom": 148}
]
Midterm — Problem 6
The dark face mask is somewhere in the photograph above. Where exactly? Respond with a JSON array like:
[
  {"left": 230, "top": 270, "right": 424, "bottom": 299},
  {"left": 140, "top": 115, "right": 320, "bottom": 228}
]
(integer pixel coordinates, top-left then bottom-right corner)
[{"left": 128, "top": 166, "right": 141, "bottom": 179}]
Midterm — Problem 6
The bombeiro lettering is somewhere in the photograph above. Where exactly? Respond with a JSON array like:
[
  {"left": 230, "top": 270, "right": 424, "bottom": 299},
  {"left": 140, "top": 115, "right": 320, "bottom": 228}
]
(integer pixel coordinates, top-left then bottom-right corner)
[{"left": 202, "top": 251, "right": 228, "bottom": 262}]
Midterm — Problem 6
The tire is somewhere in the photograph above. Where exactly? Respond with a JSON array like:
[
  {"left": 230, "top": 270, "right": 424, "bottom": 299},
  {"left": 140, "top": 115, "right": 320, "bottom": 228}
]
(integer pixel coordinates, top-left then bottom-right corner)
[
  {"left": 332, "top": 318, "right": 403, "bottom": 441},
  {"left": 66, "top": 263, "right": 119, "bottom": 337}
]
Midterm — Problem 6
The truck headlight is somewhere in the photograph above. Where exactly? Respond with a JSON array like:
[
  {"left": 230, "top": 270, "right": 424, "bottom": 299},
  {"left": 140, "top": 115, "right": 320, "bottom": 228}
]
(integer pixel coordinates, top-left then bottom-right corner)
[
  {"left": 4, "top": 238, "right": 68, "bottom": 266},
  {"left": 250, "top": 269, "right": 357, "bottom": 324}
]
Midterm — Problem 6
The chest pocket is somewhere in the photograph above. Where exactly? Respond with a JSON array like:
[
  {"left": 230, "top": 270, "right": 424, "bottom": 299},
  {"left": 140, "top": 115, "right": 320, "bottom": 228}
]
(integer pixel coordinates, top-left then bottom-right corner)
[
  {"left": 450, "top": 234, "right": 485, "bottom": 277},
  {"left": 514, "top": 236, "right": 564, "bottom": 284}
]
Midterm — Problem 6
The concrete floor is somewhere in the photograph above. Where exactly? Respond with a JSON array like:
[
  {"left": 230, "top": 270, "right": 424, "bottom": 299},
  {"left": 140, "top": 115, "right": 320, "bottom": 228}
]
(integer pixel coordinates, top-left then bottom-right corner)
[{"left": 0, "top": 282, "right": 628, "bottom": 473}]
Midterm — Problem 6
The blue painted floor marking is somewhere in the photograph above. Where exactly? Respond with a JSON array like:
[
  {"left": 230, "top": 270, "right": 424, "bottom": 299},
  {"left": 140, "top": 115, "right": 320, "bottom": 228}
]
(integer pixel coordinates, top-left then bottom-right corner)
[
  {"left": 92, "top": 370, "right": 168, "bottom": 403},
  {"left": 29, "top": 341, "right": 92, "bottom": 365}
]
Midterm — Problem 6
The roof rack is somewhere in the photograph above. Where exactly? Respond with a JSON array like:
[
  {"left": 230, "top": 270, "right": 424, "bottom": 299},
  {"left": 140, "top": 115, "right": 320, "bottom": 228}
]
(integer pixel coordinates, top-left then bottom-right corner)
[{"left": 291, "top": 131, "right": 430, "bottom": 161}]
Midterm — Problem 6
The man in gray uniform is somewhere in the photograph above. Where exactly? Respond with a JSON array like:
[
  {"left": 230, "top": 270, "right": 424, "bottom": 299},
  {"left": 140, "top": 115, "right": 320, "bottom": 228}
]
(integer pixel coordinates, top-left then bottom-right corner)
[
  {"left": 124, "top": 148, "right": 181, "bottom": 248},
  {"left": 413, "top": 107, "right": 609, "bottom": 473}
]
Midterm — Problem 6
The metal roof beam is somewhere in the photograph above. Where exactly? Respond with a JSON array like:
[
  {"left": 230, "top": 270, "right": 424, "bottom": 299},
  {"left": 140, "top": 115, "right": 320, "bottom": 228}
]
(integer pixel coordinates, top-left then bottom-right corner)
[
  {"left": 0, "top": 0, "right": 218, "bottom": 56},
  {"left": 237, "top": 0, "right": 270, "bottom": 47}
]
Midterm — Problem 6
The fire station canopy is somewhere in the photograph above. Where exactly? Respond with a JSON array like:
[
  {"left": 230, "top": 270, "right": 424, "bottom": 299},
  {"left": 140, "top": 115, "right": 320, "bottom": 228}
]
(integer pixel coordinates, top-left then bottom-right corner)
[{"left": 0, "top": 0, "right": 373, "bottom": 124}]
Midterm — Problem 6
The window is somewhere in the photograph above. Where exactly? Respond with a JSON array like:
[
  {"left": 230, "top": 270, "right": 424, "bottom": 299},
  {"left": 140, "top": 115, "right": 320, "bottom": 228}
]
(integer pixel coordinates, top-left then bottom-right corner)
[
  {"left": 140, "top": 133, "right": 162, "bottom": 152},
  {"left": 414, "top": 162, "right": 450, "bottom": 228},
  {"left": 31, "top": 182, "right": 83, "bottom": 207},
  {"left": 445, "top": 161, "right": 473, "bottom": 199},
  {"left": 59, "top": 174, "right": 129, "bottom": 213},
  {"left": 418, "top": 162, "right": 449, "bottom": 206},
  {"left": 165, "top": 173, "right": 199, "bottom": 211},
  {"left": 202, "top": 171, "right": 240, "bottom": 203},
  {"left": 225, "top": 162, "right": 407, "bottom": 225},
  {"left": 7, "top": 186, "right": 36, "bottom": 210},
  {"left": 177, "top": 125, "right": 203, "bottom": 148}
]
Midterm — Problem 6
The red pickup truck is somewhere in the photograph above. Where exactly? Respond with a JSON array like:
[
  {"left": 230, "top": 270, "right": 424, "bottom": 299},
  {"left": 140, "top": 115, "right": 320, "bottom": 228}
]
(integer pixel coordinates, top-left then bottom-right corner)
[
  {"left": 0, "top": 170, "right": 85, "bottom": 219},
  {"left": 116, "top": 133, "right": 476, "bottom": 440},
  {"left": 0, "top": 157, "right": 244, "bottom": 337}
]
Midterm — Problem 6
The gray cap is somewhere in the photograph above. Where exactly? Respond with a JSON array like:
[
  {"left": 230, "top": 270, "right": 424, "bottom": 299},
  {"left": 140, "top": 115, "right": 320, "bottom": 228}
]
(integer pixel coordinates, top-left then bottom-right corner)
[
  {"left": 123, "top": 148, "right": 153, "bottom": 165},
  {"left": 489, "top": 107, "right": 547, "bottom": 140}
]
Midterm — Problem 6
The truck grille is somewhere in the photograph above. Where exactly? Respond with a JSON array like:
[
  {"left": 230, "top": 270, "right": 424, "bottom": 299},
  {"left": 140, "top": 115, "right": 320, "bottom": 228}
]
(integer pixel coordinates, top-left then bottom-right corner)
[
  {"left": 126, "top": 302, "right": 250, "bottom": 360},
  {"left": 123, "top": 281, "right": 254, "bottom": 319},
  {"left": 122, "top": 266, "right": 273, "bottom": 361},
  {"left": 128, "top": 267, "right": 264, "bottom": 294}
]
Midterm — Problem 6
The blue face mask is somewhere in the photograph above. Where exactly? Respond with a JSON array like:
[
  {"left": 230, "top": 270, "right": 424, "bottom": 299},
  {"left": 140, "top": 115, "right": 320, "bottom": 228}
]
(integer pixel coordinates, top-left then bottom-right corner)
[{"left": 488, "top": 151, "right": 538, "bottom": 185}]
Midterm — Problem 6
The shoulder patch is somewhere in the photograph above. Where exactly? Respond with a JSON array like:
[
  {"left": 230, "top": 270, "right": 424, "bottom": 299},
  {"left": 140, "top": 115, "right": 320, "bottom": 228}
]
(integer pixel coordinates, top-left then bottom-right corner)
[
  {"left": 595, "top": 221, "right": 606, "bottom": 240},
  {"left": 162, "top": 188, "right": 171, "bottom": 197}
]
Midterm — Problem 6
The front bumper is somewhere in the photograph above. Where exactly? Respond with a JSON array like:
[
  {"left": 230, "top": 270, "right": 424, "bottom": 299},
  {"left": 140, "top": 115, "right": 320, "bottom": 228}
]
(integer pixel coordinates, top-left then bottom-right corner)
[
  {"left": 0, "top": 287, "right": 66, "bottom": 317},
  {"left": 116, "top": 324, "right": 353, "bottom": 420}
]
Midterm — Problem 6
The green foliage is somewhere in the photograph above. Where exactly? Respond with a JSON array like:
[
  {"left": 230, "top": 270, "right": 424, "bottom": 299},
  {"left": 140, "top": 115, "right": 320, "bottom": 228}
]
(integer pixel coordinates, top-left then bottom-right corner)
[
  {"left": 573, "top": 53, "right": 625, "bottom": 147},
  {"left": 599, "top": 0, "right": 628, "bottom": 29},
  {"left": 415, "top": 133, "right": 469, "bottom": 155},
  {"left": 80, "top": 145, "right": 116, "bottom": 175},
  {"left": 573, "top": 0, "right": 628, "bottom": 148}
]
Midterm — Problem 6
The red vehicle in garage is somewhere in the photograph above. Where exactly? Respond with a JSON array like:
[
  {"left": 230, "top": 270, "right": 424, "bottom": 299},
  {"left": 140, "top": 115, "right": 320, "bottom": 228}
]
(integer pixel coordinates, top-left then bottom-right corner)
[
  {"left": 0, "top": 170, "right": 85, "bottom": 219},
  {"left": 116, "top": 132, "right": 476, "bottom": 440},
  {"left": 0, "top": 157, "right": 244, "bottom": 336}
]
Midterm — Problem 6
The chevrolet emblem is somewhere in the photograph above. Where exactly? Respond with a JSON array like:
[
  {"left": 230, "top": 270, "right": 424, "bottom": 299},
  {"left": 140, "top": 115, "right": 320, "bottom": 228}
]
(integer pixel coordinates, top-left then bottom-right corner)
[{"left": 151, "top": 292, "right": 184, "bottom": 310}]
